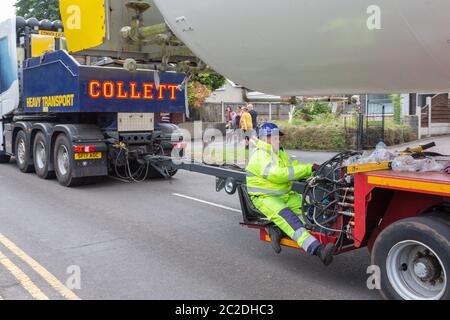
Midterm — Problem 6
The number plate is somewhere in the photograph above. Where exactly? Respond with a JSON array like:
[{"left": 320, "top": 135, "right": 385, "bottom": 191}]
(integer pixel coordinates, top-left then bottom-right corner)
[{"left": 74, "top": 152, "right": 102, "bottom": 160}]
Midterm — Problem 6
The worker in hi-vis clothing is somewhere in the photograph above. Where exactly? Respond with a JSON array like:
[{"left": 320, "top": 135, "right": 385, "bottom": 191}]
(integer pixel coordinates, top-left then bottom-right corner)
[{"left": 245, "top": 123, "right": 336, "bottom": 266}]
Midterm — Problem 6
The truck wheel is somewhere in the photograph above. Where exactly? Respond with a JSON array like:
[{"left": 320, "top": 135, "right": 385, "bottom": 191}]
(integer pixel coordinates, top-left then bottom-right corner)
[
  {"left": 372, "top": 216, "right": 449, "bottom": 300},
  {"left": 33, "top": 132, "right": 55, "bottom": 179},
  {"left": 54, "top": 134, "right": 83, "bottom": 187},
  {"left": 15, "top": 130, "right": 34, "bottom": 173},
  {"left": 168, "top": 169, "right": 178, "bottom": 177}
]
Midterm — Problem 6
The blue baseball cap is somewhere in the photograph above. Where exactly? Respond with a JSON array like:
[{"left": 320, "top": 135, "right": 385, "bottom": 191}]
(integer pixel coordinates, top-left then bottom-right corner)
[{"left": 259, "top": 123, "right": 284, "bottom": 137}]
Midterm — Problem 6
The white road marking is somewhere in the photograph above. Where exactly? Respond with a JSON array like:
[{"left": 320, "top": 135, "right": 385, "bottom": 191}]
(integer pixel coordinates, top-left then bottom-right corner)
[{"left": 172, "top": 193, "right": 241, "bottom": 213}]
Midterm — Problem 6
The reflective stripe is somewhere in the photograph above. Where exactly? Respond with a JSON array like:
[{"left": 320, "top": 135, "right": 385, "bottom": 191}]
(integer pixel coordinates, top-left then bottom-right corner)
[
  {"left": 247, "top": 187, "right": 289, "bottom": 195},
  {"left": 307, "top": 240, "right": 321, "bottom": 256},
  {"left": 288, "top": 166, "right": 295, "bottom": 181},
  {"left": 246, "top": 172, "right": 256, "bottom": 177},
  {"left": 279, "top": 208, "right": 304, "bottom": 231},
  {"left": 301, "top": 235, "right": 320, "bottom": 256},
  {"left": 293, "top": 228, "right": 307, "bottom": 243},
  {"left": 262, "top": 163, "right": 273, "bottom": 179}
]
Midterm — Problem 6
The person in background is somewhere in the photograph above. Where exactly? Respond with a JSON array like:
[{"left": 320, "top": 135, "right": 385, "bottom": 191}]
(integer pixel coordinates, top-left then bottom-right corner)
[
  {"left": 233, "top": 106, "right": 242, "bottom": 130},
  {"left": 248, "top": 104, "right": 258, "bottom": 133},
  {"left": 240, "top": 106, "right": 253, "bottom": 132},
  {"left": 225, "top": 106, "right": 235, "bottom": 143},
  {"left": 225, "top": 106, "right": 234, "bottom": 129},
  {"left": 240, "top": 106, "right": 254, "bottom": 149}
]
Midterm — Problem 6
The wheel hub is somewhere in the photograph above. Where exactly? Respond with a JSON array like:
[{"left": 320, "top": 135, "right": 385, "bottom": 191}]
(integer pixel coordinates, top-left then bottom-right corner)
[
  {"left": 387, "top": 240, "right": 447, "bottom": 300},
  {"left": 36, "top": 141, "right": 46, "bottom": 169},
  {"left": 17, "top": 139, "right": 26, "bottom": 164},
  {"left": 57, "top": 145, "right": 70, "bottom": 176},
  {"left": 413, "top": 255, "right": 441, "bottom": 282}
]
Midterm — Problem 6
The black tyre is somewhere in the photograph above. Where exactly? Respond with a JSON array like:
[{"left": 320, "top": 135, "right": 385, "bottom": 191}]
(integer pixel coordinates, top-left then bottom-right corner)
[
  {"left": 168, "top": 169, "right": 178, "bottom": 177},
  {"left": 0, "top": 153, "right": 11, "bottom": 164},
  {"left": 53, "top": 134, "right": 84, "bottom": 187},
  {"left": 15, "top": 130, "right": 34, "bottom": 173},
  {"left": 33, "top": 132, "right": 55, "bottom": 179},
  {"left": 372, "top": 216, "right": 450, "bottom": 300}
]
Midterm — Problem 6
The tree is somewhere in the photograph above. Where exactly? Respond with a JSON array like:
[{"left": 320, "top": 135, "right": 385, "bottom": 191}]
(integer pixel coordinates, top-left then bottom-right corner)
[
  {"left": 15, "top": 0, "right": 60, "bottom": 21},
  {"left": 390, "top": 94, "right": 403, "bottom": 125},
  {"left": 188, "top": 82, "right": 211, "bottom": 108},
  {"left": 188, "top": 73, "right": 225, "bottom": 108},
  {"left": 192, "top": 74, "right": 226, "bottom": 92}
]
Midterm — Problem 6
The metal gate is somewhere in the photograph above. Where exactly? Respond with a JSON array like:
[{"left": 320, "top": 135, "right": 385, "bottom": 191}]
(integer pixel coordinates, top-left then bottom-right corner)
[{"left": 344, "top": 103, "right": 387, "bottom": 150}]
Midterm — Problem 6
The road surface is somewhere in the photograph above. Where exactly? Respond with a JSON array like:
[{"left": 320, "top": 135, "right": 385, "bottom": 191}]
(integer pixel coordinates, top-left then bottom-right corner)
[{"left": 0, "top": 150, "right": 379, "bottom": 300}]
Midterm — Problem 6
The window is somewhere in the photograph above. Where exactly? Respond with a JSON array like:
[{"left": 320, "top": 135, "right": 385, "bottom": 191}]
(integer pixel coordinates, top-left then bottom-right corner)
[
  {"left": 367, "top": 94, "right": 393, "bottom": 115},
  {"left": 0, "top": 36, "right": 17, "bottom": 94},
  {"left": 417, "top": 94, "right": 434, "bottom": 108}
]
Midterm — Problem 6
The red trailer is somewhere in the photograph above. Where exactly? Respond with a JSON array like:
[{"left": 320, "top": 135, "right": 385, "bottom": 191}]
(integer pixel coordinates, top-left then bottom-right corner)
[
  {"left": 169, "top": 147, "right": 449, "bottom": 300},
  {"left": 243, "top": 169, "right": 450, "bottom": 300}
]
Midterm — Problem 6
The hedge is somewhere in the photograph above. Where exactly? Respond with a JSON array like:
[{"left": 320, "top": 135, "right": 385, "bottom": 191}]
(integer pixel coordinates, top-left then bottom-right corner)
[{"left": 279, "top": 123, "right": 415, "bottom": 151}]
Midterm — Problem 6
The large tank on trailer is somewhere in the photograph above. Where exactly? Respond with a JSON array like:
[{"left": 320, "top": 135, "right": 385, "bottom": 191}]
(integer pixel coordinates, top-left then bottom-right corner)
[
  {"left": 153, "top": 0, "right": 450, "bottom": 95},
  {"left": 60, "top": 0, "right": 195, "bottom": 63}
]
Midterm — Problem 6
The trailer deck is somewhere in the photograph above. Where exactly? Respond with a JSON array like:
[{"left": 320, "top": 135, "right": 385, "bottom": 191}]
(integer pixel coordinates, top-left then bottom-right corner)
[{"left": 362, "top": 170, "right": 450, "bottom": 197}]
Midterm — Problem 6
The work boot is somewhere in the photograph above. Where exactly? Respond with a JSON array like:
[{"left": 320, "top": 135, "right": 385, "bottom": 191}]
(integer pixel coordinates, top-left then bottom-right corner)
[
  {"left": 267, "top": 226, "right": 283, "bottom": 254},
  {"left": 314, "top": 243, "right": 336, "bottom": 266}
]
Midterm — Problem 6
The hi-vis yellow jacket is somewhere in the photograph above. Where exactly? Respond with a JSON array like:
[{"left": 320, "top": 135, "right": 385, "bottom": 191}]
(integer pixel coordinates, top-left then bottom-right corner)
[{"left": 245, "top": 139, "right": 313, "bottom": 196}]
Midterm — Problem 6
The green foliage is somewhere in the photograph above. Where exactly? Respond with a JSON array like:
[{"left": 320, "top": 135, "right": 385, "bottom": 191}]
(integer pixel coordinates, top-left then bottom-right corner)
[
  {"left": 187, "top": 74, "right": 224, "bottom": 110},
  {"left": 277, "top": 117, "right": 414, "bottom": 151},
  {"left": 291, "top": 113, "right": 341, "bottom": 127},
  {"left": 15, "top": 0, "right": 60, "bottom": 20},
  {"left": 192, "top": 74, "right": 226, "bottom": 91},
  {"left": 187, "top": 83, "right": 195, "bottom": 107},
  {"left": 295, "top": 102, "right": 332, "bottom": 120},
  {"left": 390, "top": 94, "right": 403, "bottom": 125},
  {"left": 280, "top": 123, "right": 346, "bottom": 151},
  {"left": 288, "top": 96, "right": 298, "bottom": 105}
]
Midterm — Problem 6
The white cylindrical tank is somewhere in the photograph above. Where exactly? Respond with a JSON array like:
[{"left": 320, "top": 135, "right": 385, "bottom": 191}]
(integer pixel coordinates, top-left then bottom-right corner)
[{"left": 154, "top": 0, "right": 450, "bottom": 95}]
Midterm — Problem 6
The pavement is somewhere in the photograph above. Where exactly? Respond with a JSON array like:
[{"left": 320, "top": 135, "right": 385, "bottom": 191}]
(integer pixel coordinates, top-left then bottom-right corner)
[
  {"left": 390, "top": 135, "right": 450, "bottom": 155},
  {"left": 0, "top": 135, "right": 447, "bottom": 300}
]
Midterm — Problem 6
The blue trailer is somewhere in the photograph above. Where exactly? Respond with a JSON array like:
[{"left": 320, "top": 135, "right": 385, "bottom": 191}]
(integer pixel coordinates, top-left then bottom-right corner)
[
  {"left": 22, "top": 51, "right": 186, "bottom": 114},
  {"left": 0, "top": 17, "right": 188, "bottom": 186}
]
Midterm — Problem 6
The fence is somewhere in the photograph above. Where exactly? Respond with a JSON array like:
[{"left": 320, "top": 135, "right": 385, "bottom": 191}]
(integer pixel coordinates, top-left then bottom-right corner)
[
  {"left": 418, "top": 94, "right": 450, "bottom": 138},
  {"left": 189, "top": 102, "right": 293, "bottom": 123},
  {"left": 344, "top": 104, "right": 387, "bottom": 150},
  {"left": 192, "top": 101, "right": 417, "bottom": 150}
]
